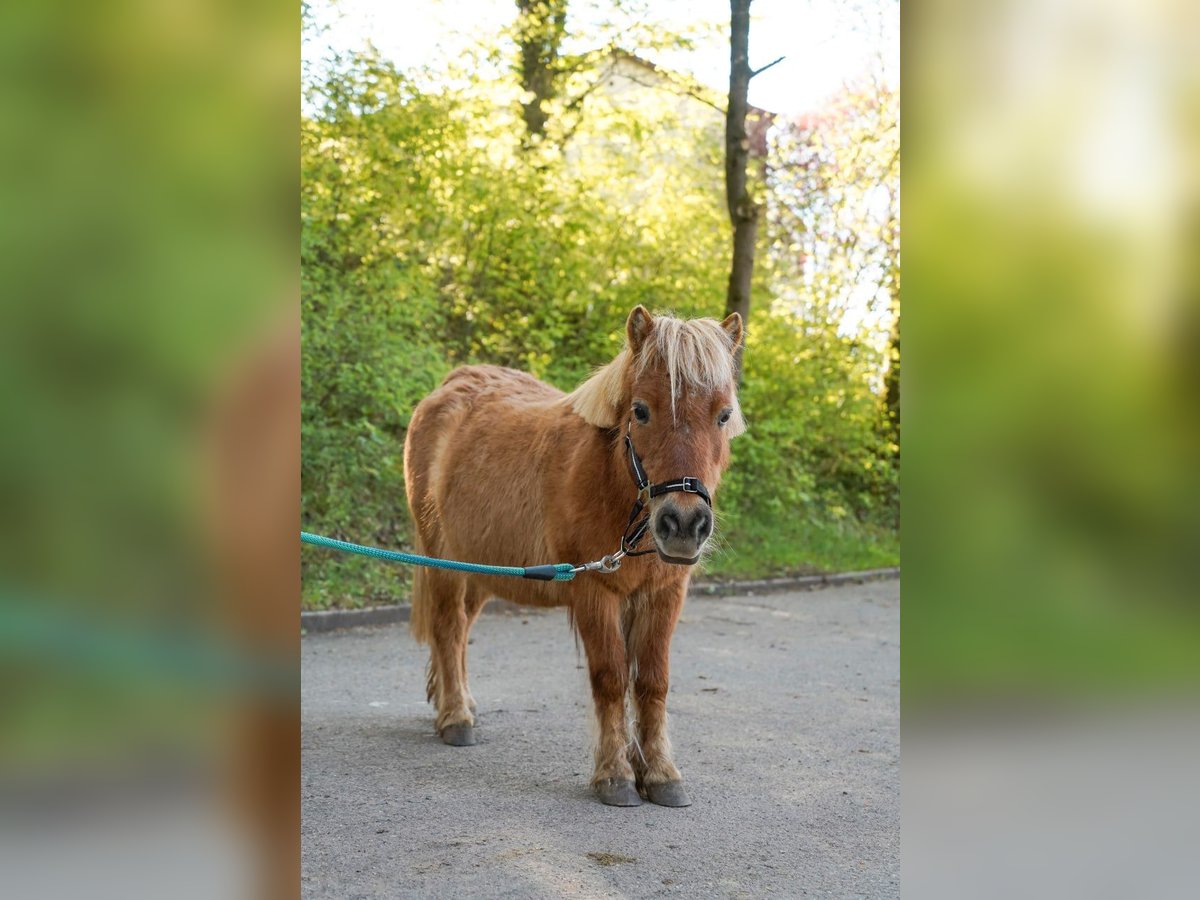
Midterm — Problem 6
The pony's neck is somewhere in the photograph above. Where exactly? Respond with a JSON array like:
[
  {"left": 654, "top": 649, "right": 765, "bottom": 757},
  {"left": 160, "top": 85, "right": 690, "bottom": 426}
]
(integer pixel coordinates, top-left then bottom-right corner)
[
  {"left": 596, "top": 424, "right": 638, "bottom": 524},
  {"left": 607, "top": 425, "right": 631, "bottom": 490}
]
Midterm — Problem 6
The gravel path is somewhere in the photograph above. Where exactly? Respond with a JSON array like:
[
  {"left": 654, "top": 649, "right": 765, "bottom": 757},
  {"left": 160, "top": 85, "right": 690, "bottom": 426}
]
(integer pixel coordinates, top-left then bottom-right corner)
[{"left": 302, "top": 579, "right": 899, "bottom": 898}]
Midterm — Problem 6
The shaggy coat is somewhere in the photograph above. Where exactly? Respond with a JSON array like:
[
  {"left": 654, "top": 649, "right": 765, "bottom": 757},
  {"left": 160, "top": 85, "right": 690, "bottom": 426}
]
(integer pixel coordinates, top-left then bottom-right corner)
[{"left": 404, "top": 306, "right": 743, "bottom": 804}]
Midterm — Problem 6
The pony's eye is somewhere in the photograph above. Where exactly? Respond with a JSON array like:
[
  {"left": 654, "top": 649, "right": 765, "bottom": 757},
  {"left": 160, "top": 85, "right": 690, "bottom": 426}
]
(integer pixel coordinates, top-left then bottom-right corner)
[
  {"left": 717, "top": 408, "right": 733, "bottom": 427},
  {"left": 632, "top": 402, "right": 650, "bottom": 424}
]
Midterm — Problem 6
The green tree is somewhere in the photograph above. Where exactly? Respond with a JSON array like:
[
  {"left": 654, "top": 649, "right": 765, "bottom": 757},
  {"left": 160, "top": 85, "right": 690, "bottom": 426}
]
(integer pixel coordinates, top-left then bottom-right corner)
[
  {"left": 515, "top": 0, "right": 569, "bottom": 141},
  {"left": 723, "top": 0, "right": 783, "bottom": 376}
]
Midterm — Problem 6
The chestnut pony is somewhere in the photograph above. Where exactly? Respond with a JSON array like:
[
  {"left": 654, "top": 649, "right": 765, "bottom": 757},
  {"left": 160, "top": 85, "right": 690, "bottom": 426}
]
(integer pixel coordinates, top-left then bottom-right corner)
[{"left": 404, "top": 306, "right": 744, "bottom": 807}]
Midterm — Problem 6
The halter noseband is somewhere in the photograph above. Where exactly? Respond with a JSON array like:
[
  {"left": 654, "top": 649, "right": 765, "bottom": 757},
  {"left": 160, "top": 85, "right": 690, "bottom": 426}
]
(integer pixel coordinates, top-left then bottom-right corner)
[
  {"left": 619, "top": 425, "right": 712, "bottom": 557},
  {"left": 570, "top": 424, "right": 714, "bottom": 575}
]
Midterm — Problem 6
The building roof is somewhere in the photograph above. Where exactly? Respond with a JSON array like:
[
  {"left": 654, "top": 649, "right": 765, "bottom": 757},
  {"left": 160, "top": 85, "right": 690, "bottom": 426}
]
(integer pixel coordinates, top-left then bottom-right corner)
[{"left": 604, "top": 49, "right": 775, "bottom": 157}]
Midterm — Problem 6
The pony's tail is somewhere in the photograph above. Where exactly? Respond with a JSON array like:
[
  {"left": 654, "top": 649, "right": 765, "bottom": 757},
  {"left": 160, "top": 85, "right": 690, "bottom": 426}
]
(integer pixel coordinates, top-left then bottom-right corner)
[{"left": 409, "top": 563, "right": 433, "bottom": 645}]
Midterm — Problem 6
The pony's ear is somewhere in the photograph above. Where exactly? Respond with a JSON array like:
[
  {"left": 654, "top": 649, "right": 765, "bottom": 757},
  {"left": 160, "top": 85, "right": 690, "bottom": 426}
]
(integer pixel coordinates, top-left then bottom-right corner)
[
  {"left": 720, "top": 311, "right": 744, "bottom": 351},
  {"left": 626, "top": 305, "right": 654, "bottom": 353}
]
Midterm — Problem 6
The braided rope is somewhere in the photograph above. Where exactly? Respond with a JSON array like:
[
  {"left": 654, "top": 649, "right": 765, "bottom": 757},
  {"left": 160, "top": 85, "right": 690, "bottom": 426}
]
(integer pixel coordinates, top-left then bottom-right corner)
[{"left": 300, "top": 532, "right": 577, "bottom": 581}]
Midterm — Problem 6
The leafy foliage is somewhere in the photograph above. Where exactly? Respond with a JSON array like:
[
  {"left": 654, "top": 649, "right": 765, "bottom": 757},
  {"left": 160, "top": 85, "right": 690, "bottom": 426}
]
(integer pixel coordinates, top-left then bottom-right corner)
[{"left": 301, "top": 43, "right": 898, "bottom": 609}]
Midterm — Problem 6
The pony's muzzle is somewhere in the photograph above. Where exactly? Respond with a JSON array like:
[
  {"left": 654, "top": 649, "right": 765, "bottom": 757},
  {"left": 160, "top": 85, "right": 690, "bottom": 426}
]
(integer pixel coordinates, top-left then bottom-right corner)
[{"left": 652, "top": 501, "right": 712, "bottom": 564}]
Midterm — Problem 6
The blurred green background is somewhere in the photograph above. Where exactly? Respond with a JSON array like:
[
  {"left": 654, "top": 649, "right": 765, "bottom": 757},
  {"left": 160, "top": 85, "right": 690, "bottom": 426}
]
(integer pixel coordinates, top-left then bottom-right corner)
[
  {"left": 300, "top": 2, "right": 901, "bottom": 609},
  {"left": 0, "top": 8, "right": 299, "bottom": 899},
  {"left": 902, "top": 0, "right": 1200, "bottom": 703},
  {"left": 0, "top": 0, "right": 295, "bottom": 774}
]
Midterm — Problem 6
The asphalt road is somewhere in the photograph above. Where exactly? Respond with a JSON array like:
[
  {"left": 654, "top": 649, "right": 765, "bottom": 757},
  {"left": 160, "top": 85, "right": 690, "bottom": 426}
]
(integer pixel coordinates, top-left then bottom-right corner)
[{"left": 302, "top": 579, "right": 899, "bottom": 898}]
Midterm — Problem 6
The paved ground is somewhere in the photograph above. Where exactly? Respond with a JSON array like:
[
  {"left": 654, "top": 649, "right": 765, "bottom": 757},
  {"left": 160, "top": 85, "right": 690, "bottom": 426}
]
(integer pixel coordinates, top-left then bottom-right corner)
[{"left": 302, "top": 580, "right": 899, "bottom": 898}]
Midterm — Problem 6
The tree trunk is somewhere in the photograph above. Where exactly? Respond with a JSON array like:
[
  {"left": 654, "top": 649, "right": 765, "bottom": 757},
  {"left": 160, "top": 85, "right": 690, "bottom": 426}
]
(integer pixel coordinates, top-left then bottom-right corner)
[
  {"left": 724, "top": 0, "right": 758, "bottom": 379},
  {"left": 883, "top": 194, "right": 900, "bottom": 454},
  {"left": 515, "top": 0, "right": 568, "bottom": 142},
  {"left": 884, "top": 307, "right": 900, "bottom": 447}
]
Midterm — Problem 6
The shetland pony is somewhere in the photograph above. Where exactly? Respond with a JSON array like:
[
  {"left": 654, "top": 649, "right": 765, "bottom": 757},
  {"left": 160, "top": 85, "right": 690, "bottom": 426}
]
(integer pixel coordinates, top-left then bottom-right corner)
[{"left": 403, "top": 306, "right": 744, "bottom": 807}]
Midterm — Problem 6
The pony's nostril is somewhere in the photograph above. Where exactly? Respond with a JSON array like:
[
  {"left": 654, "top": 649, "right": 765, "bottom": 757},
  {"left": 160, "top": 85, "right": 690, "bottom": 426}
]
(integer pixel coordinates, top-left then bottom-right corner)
[
  {"left": 657, "top": 511, "right": 680, "bottom": 540},
  {"left": 692, "top": 510, "right": 712, "bottom": 541}
]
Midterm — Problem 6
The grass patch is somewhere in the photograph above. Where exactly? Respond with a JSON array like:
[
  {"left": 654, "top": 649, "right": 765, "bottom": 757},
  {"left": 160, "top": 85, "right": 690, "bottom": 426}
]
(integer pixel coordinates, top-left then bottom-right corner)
[
  {"left": 301, "top": 554, "right": 414, "bottom": 612},
  {"left": 704, "top": 514, "right": 899, "bottom": 581}
]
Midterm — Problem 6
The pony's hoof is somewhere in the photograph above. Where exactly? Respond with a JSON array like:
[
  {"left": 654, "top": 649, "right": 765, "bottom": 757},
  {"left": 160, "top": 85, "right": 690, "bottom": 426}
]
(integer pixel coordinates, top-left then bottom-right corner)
[
  {"left": 595, "top": 778, "right": 642, "bottom": 807},
  {"left": 644, "top": 780, "right": 692, "bottom": 807},
  {"left": 440, "top": 724, "right": 476, "bottom": 746}
]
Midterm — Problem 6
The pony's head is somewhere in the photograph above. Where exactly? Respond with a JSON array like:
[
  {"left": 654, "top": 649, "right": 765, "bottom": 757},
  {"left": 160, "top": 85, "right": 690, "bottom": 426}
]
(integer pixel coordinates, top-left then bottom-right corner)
[{"left": 570, "top": 306, "right": 745, "bottom": 565}]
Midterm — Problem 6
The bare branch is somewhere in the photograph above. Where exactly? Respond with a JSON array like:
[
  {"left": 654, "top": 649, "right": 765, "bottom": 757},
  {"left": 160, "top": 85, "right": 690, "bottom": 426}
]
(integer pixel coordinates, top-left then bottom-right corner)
[
  {"left": 750, "top": 55, "right": 785, "bottom": 79},
  {"left": 619, "top": 70, "right": 726, "bottom": 115}
]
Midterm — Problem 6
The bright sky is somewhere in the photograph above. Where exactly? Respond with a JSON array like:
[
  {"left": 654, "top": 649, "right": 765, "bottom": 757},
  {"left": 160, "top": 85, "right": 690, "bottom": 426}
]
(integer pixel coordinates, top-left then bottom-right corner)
[{"left": 307, "top": 0, "right": 899, "bottom": 117}]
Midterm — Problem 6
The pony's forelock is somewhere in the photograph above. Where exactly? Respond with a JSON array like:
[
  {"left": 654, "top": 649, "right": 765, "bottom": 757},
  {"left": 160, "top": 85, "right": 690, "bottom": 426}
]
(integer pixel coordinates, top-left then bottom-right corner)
[{"left": 568, "top": 314, "right": 744, "bottom": 435}]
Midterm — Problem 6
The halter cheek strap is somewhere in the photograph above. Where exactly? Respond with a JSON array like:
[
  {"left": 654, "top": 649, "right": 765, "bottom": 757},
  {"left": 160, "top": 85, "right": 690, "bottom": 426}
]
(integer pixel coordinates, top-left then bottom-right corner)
[{"left": 621, "top": 427, "right": 712, "bottom": 556}]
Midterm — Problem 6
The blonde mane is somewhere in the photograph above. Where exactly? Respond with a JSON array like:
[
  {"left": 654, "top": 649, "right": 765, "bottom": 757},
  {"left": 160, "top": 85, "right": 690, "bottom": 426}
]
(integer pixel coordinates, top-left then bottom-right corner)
[{"left": 567, "top": 313, "right": 745, "bottom": 436}]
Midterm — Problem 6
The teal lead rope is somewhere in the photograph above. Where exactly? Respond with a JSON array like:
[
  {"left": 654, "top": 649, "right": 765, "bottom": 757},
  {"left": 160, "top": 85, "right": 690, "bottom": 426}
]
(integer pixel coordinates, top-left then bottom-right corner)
[
  {"left": 300, "top": 532, "right": 578, "bottom": 582},
  {"left": 300, "top": 426, "right": 710, "bottom": 583}
]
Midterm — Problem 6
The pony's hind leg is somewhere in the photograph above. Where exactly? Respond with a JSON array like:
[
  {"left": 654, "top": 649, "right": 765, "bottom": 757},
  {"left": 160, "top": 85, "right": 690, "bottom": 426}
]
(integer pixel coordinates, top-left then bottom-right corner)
[
  {"left": 460, "top": 586, "right": 488, "bottom": 715},
  {"left": 422, "top": 570, "right": 476, "bottom": 746}
]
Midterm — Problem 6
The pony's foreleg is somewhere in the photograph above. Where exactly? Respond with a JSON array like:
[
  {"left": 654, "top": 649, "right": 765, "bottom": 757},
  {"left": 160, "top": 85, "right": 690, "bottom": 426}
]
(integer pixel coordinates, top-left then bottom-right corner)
[
  {"left": 574, "top": 594, "right": 640, "bottom": 807},
  {"left": 627, "top": 587, "right": 690, "bottom": 807},
  {"left": 425, "top": 572, "right": 475, "bottom": 746}
]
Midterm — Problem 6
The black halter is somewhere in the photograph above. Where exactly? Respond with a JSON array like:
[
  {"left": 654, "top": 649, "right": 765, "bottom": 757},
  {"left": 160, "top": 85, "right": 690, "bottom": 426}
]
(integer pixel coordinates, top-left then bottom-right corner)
[{"left": 619, "top": 426, "right": 713, "bottom": 557}]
